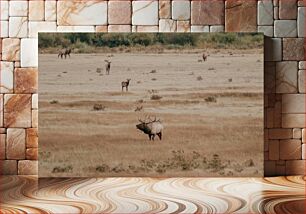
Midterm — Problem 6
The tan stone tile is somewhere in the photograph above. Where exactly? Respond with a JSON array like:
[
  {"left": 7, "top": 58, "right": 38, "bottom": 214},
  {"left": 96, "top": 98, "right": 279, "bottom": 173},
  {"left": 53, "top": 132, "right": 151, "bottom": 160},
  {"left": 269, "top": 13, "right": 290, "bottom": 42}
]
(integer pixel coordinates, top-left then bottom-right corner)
[
  {"left": 108, "top": 1, "right": 131, "bottom": 24},
  {"left": 0, "top": 160, "right": 17, "bottom": 175},
  {"left": 18, "top": 160, "right": 38, "bottom": 175},
  {"left": 136, "top": 26, "right": 159, "bottom": 32},
  {"left": 0, "top": 128, "right": 6, "bottom": 134},
  {"left": 172, "top": 1, "right": 190, "bottom": 20},
  {"left": 4, "top": 94, "right": 32, "bottom": 128},
  {"left": 191, "top": 0, "right": 224, "bottom": 25},
  {"left": 95, "top": 26, "right": 108, "bottom": 32},
  {"left": 159, "top": 19, "right": 176, "bottom": 32},
  {"left": 269, "top": 128, "right": 292, "bottom": 139},
  {"left": 298, "top": 70, "right": 305, "bottom": 93},
  {"left": 26, "top": 128, "right": 38, "bottom": 148},
  {"left": 0, "top": 94, "right": 3, "bottom": 127},
  {"left": 2, "top": 38, "right": 20, "bottom": 61},
  {"left": 268, "top": 140, "right": 279, "bottom": 160},
  {"left": 282, "top": 114, "right": 305, "bottom": 128},
  {"left": 132, "top": 1, "right": 158, "bottom": 25},
  {"left": 285, "top": 160, "right": 305, "bottom": 175},
  {"left": 225, "top": 0, "right": 257, "bottom": 32},
  {"left": 282, "top": 94, "right": 305, "bottom": 114},
  {"left": 0, "top": 21, "right": 8, "bottom": 37},
  {"left": 0, "top": 61, "right": 14, "bottom": 93},
  {"left": 32, "top": 110, "right": 38, "bottom": 128},
  {"left": 159, "top": 1, "right": 171, "bottom": 19},
  {"left": 279, "top": 0, "right": 297, "bottom": 19},
  {"left": 14, "top": 68, "right": 38, "bottom": 93},
  {"left": 26, "top": 148, "right": 38, "bottom": 160},
  {"left": 6, "top": 128, "right": 25, "bottom": 159},
  {"left": 9, "top": 0, "right": 28, "bottom": 16},
  {"left": 45, "top": 0, "right": 57, "bottom": 21},
  {"left": 303, "top": 129, "right": 306, "bottom": 143},
  {"left": 302, "top": 144, "right": 306, "bottom": 159},
  {"left": 283, "top": 38, "right": 305, "bottom": 61},
  {"left": 108, "top": 25, "right": 131, "bottom": 32},
  {"left": 273, "top": 101, "right": 282, "bottom": 128},
  {"left": 32, "top": 94, "right": 38, "bottom": 109},
  {"left": 293, "top": 128, "right": 302, "bottom": 139},
  {"left": 29, "top": 1, "right": 45, "bottom": 21},
  {"left": 177, "top": 21, "right": 190, "bottom": 32},
  {"left": 0, "top": 134, "right": 5, "bottom": 159},
  {"left": 0, "top": 1, "right": 9, "bottom": 21},
  {"left": 275, "top": 164, "right": 286, "bottom": 176},
  {"left": 276, "top": 61, "right": 298, "bottom": 93},
  {"left": 280, "top": 139, "right": 302, "bottom": 160},
  {"left": 9, "top": 17, "right": 28, "bottom": 38}
]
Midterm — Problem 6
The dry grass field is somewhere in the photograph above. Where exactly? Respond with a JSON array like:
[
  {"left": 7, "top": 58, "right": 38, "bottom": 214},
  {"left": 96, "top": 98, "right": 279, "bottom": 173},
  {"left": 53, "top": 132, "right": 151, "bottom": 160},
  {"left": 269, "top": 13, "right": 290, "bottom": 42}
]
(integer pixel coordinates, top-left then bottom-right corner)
[{"left": 38, "top": 49, "right": 263, "bottom": 177}]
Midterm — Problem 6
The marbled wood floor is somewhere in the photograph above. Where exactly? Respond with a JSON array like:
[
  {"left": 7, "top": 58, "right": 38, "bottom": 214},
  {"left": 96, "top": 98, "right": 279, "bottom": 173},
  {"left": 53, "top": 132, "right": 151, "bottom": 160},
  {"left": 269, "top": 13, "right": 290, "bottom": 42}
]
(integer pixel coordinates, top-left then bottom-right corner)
[{"left": 0, "top": 176, "right": 305, "bottom": 214}]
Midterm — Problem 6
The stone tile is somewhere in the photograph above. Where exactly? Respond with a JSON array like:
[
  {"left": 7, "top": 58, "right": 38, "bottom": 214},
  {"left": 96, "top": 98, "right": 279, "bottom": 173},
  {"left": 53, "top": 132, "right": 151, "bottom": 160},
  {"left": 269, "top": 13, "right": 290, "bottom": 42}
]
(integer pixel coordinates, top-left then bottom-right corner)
[
  {"left": 275, "top": 164, "right": 286, "bottom": 176},
  {"left": 132, "top": 1, "right": 158, "bottom": 25},
  {"left": 57, "top": 26, "right": 95, "bottom": 32},
  {"left": 279, "top": 0, "right": 297, "bottom": 19},
  {"left": 2, "top": 38, "right": 20, "bottom": 61},
  {"left": 282, "top": 114, "right": 305, "bottom": 128},
  {"left": 225, "top": 0, "right": 257, "bottom": 32},
  {"left": 273, "top": 100, "right": 282, "bottom": 128},
  {"left": 57, "top": 1, "right": 107, "bottom": 25},
  {"left": 26, "top": 128, "right": 38, "bottom": 148},
  {"left": 276, "top": 61, "right": 298, "bottom": 93},
  {"left": 108, "top": 1, "right": 131, "bottom": 24},
  {"left": 298, "top": 70, "right": 305, "bottom": 93},
  {"left": 4, "top": 94, "right": 32, "bottom": 128},
  {"left": 95, "top": 26, "right": 108, "bottom": 32},
  {"left": 6, "top": 128, "right": 26, "bottom": 159},
  {"left": 264, "top": 160, "right": 276, "bottom": 176},
  {"left": 268, "top": 140, "right": 279, "bottom": 160},
  {"left": 293, "top": 128, "right": 302, "bottom": 139},
  {"left": 258, "top": 0, "right": 273, "bottom": 25},
  {"left": 29, "top": 1, "right": 45, "bottom": 21},
  {"left": 136, "top": 26, "right": 159, "bottom": 32},
  {"left": 258, "top": 26, "right": 273, "bottom": 37},
  {"left": 9, "top": 17, "right": 28, "bottom": 38},
  {"left": 286, "top": 160, "right": 305, "bottom": 175},
  {"left": 0, "top": 94, "right": 3, "bottom": 127},
  {"left": 273, "top": 0, "right": 279, "bottom": 6},
  {"left": 29, "top": 22, "right": 57, "bottom": 38},
  {"left": 299, "top": 61, "right": 306, "bottom": 70},
  {"left": 280, "top": 139, "right": 302, "bottom": 160},
  {"left": 159, "top": 1, "right": 171, "bottom": 19},
  {"left": 132, "top": 25, "right": 137, "bottom": 32},
  {"left": 18, "top": 160, "right": 38, "bottom": 175},
  {"left": 14, "top": 61, "right": 21, "bottom": 68},
  {"left": 191, "top": 25, "right": 209, "bottom": 32},
  {"left": 266, "top": 108, "right": 274, "bottom": 128},
  {"left": 210, "top": 25, "right": 224, "bottom": 32},
  {"left": 269, "top": 128, "right": 293, "bottom": 139},
  {"left": 0, "top": 1, "right": 9, "bottom": 20},
  {"left": 274, "top": 20, "right": 297, "bottom": 37},
  {"left": 45, "top": 0, "right": 57, "bottom": 21},
  {"left": 264, "top": 62, "right": 276, "bottom": 94},
  {"left": 172, "top": 1, "right": 190, "bottom": 20},
  {"left": 0, "top": 128, "right": 6, "bottom": 134},
  {"left": 14, "top": 68, "right": 38, "bottom": 94},
  {"left": 282, "top": 94, "right": 305, "bottom": 114},
  {"left": 21, "top": 38, "right": 38, "bottom": 67},
  {"left": 264, "top": 38, "right": 281, "bottom": 61},
  {"left": 298, "top": 7, "right": 305, "bottom": 37},
  {"left": 0, "top": 21, "right": 8, "bottom": 37},
  {"left": 32, "top": 110, "right": 38, "bottom": 128},
  {"left": 274, "top": 7, "right": 279, "bottom": 20},
  {"left": 26, "top": 148, "right": 38, "bottom": 160},
  {"left": 108, "top": 25, "right": 131, "bottom": 32},
  {"left": 0, "top": 61, "right": 14, "bottom": 93},
  {"left": 9, "top": 1, "right": 28, "bottom": 16},
  {"left": 303, "top": 129, "right": 306, "bottom": 143},
  {"left": 302, "top": 144, "right": 306, "bottom": 159},
  {"left": 177, "top": 21, "right": 190, "bottom": 32},
  {"left": 159, "top": 19, "right": 176, "bottom": 32},
  {"left": 283, "top": 38, "right": 305, "bottom": 61},
  {"left": 191, "top": 0, "right": 224, "bottom": 25},
  {"left": 0, "top": 134, "right": 5, "bottom": 159},
  {"left": 0, "top": 160, "right": 17, "bottom": 175},
  {"left": 32, "top": 94, "right": 38, "bottom": 109},
  {"left": 298, "top": 0, "right": 305, "bottom": 6}
]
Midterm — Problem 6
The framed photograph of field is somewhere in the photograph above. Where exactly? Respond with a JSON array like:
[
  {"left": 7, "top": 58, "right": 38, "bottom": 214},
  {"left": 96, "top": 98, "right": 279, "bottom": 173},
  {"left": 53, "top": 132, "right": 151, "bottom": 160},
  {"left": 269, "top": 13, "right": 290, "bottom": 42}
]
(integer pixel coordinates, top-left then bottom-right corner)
[{"left": 38, "top": 33, "right": 264, "bottom": 177}]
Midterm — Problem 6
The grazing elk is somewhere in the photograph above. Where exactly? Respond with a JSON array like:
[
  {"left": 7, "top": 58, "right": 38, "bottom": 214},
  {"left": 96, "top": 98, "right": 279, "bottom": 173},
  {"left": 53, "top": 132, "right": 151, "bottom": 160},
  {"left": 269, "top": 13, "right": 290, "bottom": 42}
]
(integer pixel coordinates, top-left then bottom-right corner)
[
  {"left": 58, "top": 48, "right": 72, "bottom": 59},
  {"left": 105, "top": 60, "right": 111, "bottom": 75},
  {"left": 121, "top": 79, "right": 131, "bottom": 92},
  {"left": 136, "top": 116, "right": 163, "bottom": 141},
  {"left": 202, "top": 53, "right": 208, "bottom": 62}
]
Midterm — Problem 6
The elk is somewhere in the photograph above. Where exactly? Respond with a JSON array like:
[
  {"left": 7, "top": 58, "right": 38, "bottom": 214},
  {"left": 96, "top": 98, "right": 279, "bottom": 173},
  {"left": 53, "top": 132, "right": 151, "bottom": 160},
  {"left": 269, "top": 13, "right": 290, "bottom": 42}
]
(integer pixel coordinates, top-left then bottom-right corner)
[
  {"left": 136, "top": 116, "right": 163, "bottom": 141},
  {"left": 58, "top": 48, "right": 71, "bottom": 59},
  {"left": 105, "top": 60, "right": 111, "bottom": 75},
  {"left": 121, "top": 79, "right": 131, "bottom": 92},
  {"left": 202, "top": 53, "right": 208, "bottom": 62}
]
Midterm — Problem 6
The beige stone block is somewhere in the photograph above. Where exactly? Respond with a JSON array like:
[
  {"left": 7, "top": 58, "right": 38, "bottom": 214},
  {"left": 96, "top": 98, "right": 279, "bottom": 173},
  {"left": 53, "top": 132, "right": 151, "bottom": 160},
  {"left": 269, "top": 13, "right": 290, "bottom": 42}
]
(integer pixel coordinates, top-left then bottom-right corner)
[
  {"left": 21, "top": 38, "right": 38, "bottom": 67},
  {"left": 9, "top": 1, "right": 28, "bottom": 16},
  {"left": 257, "top": 0, "right": 273, "bottom": 25},
  {"left": 132, "top": 1, "right": 158, "bottom": 25},
  {"left": 268, "top": 140, "right": 279, "bottom": 160},
  {"left": 159, "top": 1, "right": 171, "bottom": 19},
  {"left": 279, "top": 0, "right": 297, "bottom": 19},
  {"left": 108, "top": 25, "right": 131, "bottom": 32},
  {"left": 274, "top": 20, "right": 297, "bottom": 37},
  {"left": 302, "top": 144, "right": 306, "bottom": 159},
  {"left": 0, "top": 61, "right": 14, "bottom": 93},
  {"left": 4, "top": 94, "right": 32, "bottom": 128},
  {"left": 159, "top": 19, "right": 176, "bottom": 32},
  {"left": 0, "top": 95, "right": 2, "bottom": 127},
  {"left": 136, "top": 26, "right": 159, "bottom": 32},
  {"left": 280, "top": 139, "right": 302, "bottom": 160},
  {"left": 57, "top": 26, "right": 95, "bottom": 33},
  {"left": 9, "top": 17, "right": 28, "bottom": 38},
  {"left": 210, "top": 25, "right": 224, "bottom": 32},
  {"left": 298, "top": 70, "right": 305, "bottom": 93},
  {"left": 18, "top": 160, "right": 38, "bottom": 175},
  {"left": 0, "top": 1, "right": 9, "bottom": 20},
  {"left": 172, "top": 1, "right": 190, "bottom": 20},
  {"left": 2, "top": 38, "right": 20, "bottom": 61},
  {"left": 95, "top": 26, "right": 108, "bottom": 32},
  {"left": 276, "top": 61, "right": 298, "bottom": 93},
  {"left": 269, "top": 128, "right": 292, "bottom": 139},
  {"left": 0, "top": 134, "right": 5, "bottom": 159},
  {"left": 193, "top": 0, "right": 224, "bottom": 25},
  {"left": 191, "top": 25, "right": 209, "bottom": 32},
  {"left": 29, "top": 1, "right": 45, "bottom": 21},
  {"left": 286, "top": 160, "right": 305, "bottom": 175},
  {"left": 283, "top": 38, "right": 305, "bottom": 61},
  {"left": 14, "top": 68, "right": 38, "bottom": 94},
  {"left": 302, "top": 129, "right": 306, "bottom": 143},
  {"left": 26, "top": 128, "right": 38, "bottom": 148},
  {"left": 26, "top": 148, "right": 38, "bottom": 160},
  {"left": 0, "top": 21, "right": 8, "bottom": 37},
  {"left": 282, "top": 94, "right": 305, "bottom": 114},
  {"left": 177, "top": 21, "right": 190, "bottom": 32},
  {"left": 282, "top": 114, "right": 305, "bottom": 128},
  {"left": 32, "top": 94, "right": 38, "bottom": 109},
  {"left": 0, "top": 160, "right": 17, "bottom": 175},
  {"left": 293, "top": 128, "right": 302, "bottom": 139},
  {"left": 45, "top": 0, "right": 57, "bottom": 21},
  {"left": 258, "top": 26, "right": 273, "bottom": 37},
  {"left": 0, "top": 128, "right": 6, "bottom": 134},
  {"left": 32, "top": 110, "right": 38, "bottom": 128},
  {"left": 108, "top": 1, "right": 131, "bottom": 24},
  {"left": 6, "top": 128, "right": 25, "bottom": 159},
  {"left": 273, "top": 101, "right": 282, "bottom": 128}
]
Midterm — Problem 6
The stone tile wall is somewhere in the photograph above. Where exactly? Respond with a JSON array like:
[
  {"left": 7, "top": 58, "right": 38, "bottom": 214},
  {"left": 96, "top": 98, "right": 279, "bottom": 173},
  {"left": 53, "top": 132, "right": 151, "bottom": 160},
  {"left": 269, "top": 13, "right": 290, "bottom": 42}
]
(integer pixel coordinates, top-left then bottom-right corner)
[{"left": 0, "top": 0, "right": 305, "bottom": 176}]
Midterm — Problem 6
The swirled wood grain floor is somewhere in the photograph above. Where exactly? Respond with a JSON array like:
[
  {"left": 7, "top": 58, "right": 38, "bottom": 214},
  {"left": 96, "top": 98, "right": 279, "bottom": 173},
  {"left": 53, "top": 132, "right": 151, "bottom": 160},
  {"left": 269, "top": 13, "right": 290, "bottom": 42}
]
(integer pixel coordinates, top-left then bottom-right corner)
[{"left": 0, "top": 176, "right": 305, "bottom": 214}]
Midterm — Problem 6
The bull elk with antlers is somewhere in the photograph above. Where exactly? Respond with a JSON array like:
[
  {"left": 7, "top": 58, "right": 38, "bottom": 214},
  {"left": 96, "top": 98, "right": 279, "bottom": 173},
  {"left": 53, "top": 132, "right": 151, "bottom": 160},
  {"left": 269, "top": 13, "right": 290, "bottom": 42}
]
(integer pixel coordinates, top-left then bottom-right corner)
[{"left": 136, "top": 116, "right": 163, "bottom": 141}]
